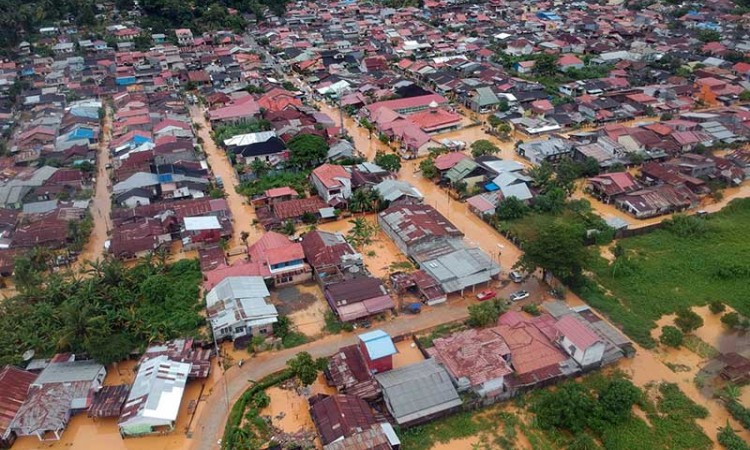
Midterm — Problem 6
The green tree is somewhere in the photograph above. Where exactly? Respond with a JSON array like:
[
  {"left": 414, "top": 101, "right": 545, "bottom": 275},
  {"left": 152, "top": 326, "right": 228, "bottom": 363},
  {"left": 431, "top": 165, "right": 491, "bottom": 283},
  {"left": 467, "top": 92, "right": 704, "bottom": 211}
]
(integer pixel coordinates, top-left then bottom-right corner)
[
  {"left": 86, "top": 332, "right": 134, "bottom": 366},
  {"left": 497, "top": 122, "right": 512, "bottom": 140},
  {"left": 532, "top": 381, "right": 596, "bottom": 433},
  {"left": 598, "top": 378, "right": 641, "bottom": 422},
  {"left": 718, "top": 423, "right": 750, "bottom": 450},
  {"left": 487, "top": 115, "right": 502, "bottom": 130},
  {"left": 374, "top": 152, "right": 402, "bottom": 172},
  {"left": 346, "top": 217, "right": 377, "bottom": 248},
  {"left": 660, "top": 325, "right": 684, "bottom": 347},
  {"left": 287, "top": 351, "right": 319, "bottom": 386},
  {"left": 467, "top": 299, "right": 507, "bottom": 328},
  {"left": 533, "top": 187, "right": 567, "bottom": 214},
  {"left": 721, "top": 312, "right": 741, "bottom": 329},
  {"left": 281, "top": 220, "right": 296, "bottom": 236},
  {"left": 496, "top": 196, "right": 529, "bottom": 220},
  {"left": 568, "top": 434, "right": 601, "bottom": 450},
  {"left": 709, "top": 300, "right": 726, "bottom": 314},
  {"left": 675, "top": 308, "right": 704, "bottom": 334},
  {"left": 518, "top": 220, "right": 589, "bottom": 282},
  {"left": 349, "top": 188, "right": 375, "bottom": 213},
  {"left": 534, "top": 53, "right": 558, "bottom": 76},
  {"left": 250, "top": 159, "right": 271, "bottom": 177},
  {"left": 740, "top": 91, "right": 750, "bottom": 102},
  {"left": 528, "top": 161, "right": 555, "bottom": 193},
  {"left": 287, "top": 134, "right": 328, "bottom": 168},
  {"left": 470, "top": 139, "right": 500, "bottom": 158},
  {"left": 420, "top": 157, "right": 438, "bottom": 179},
  {"left": 13, "top": 256, "right": 42, "bottom": 294},
  {"left": 697, "top": 29, "right": 721, "bottom": 43}
]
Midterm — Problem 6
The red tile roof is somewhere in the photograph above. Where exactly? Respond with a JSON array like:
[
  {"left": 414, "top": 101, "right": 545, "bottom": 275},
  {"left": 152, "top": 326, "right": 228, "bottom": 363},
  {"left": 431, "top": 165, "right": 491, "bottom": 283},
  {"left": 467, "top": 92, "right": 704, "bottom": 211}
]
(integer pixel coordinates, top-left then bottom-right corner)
[
  {"left": 273, "top": 196, "right": 326, "bottom": 220},
  {"left": 312, "top": 164, "right": 351, "bottom": 189},
  {"left": 408, "top": 108, "right": 462, "bottom": 132},
  {"left": 496, "top": 313, "right": 567, "bottom": 375},
  {"left": 434, "top": 152, "right": 469, "bottom": 171},
  {"left": 248, "top": 232, "right": 305, "bottom": 276}
]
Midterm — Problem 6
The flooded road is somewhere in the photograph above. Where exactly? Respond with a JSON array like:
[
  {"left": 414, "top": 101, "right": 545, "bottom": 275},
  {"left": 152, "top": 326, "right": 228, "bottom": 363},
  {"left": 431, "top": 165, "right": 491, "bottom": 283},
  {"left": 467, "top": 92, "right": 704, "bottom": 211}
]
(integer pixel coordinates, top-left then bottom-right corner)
[
  {"left": 75, "top": 105, "right": 113, "bottom": 270},
  {"left": 189, "top": 106, "right": 260, "bottom": 257}
]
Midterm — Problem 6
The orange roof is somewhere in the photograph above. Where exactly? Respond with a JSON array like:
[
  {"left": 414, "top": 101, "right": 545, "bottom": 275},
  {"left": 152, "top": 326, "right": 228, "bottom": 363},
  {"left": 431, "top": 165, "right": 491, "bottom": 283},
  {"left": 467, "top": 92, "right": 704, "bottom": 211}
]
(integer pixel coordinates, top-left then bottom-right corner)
[
  {"left": 408, "top": 108, "right": 462, "bottom": 131},
  {"left": 312, "top": 164, "right": 351, "bottom": 189}
]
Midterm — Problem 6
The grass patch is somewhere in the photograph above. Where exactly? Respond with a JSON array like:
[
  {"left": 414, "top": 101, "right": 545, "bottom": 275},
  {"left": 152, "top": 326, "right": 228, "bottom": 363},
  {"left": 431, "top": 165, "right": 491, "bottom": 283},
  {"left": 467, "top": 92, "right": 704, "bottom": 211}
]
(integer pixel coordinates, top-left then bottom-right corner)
[
  {"left": 581, "top": 198, "right": 750, "bottom": 347},
  {"left": 416, "top": 322, "right": 465, "bottom": 348},
  {"left": 525, "top": 373, "right": 712, "bottom": 450},
  {"left": 682, "top": 335, "right": 719, "bottom": 359},
  {"left": 398, "top": 409, "right": 496, "bottom": 450},
  {"left": 323, "top": 310, "right": 353, "bottom": 334},
  {"left": 281, "top": 331, "right": 308, "bottom": 349}
]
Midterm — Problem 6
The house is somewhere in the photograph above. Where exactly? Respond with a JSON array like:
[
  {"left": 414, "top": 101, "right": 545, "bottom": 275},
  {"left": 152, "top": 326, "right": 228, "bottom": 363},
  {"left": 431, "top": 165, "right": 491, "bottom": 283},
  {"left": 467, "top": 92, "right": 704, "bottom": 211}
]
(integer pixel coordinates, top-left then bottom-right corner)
[
  {"left": 374, "top": 359, "right": 462, "bottom": 427},
  {"left": 300, "top": 230, "right": 363, "bottom": 282},
  {"left": 614, "top": 184, "right": 698, "bottom": 219},
  {"left": 118, "top": 356, "right": 191, "bottom": 437},
  {"left": 408, "top": 105, "right": 462, "bottom": 134},
  {"left": 208, "top": 97, "right": 261, "bottom": 125},
  {"left": 357, "top": 330, "right": 397, "bottom": 374},
  {"left": 10, "top": 355, "right": 106, "bottom": 441},
  {"left": 444, "top": 158, "right": 486, "bottom": 191},
  {"left": 247, "top": 231, "right": 312, "bottom": 286},
  {"left": 429, "top": 328, "right": 513, "bottom": 400},
  {"left": 378, "top": 203, "right": 463, "bottom": 255},
  {"left": 311, "top": 164, "right": 352, "bottom": 206},
  {"left": 182, "top": 216, "right": 224, "bottom": 250},
  {"left": 309, "top": 394, "right": 399, "bottom": 449},
  {"left": 373, "top": 180, "right": 424, "bottom": 204},
  {"left": 554, "top": 315, "right": 606, "bottom": 370},
  {"left": 586, "top": 172, "right": 640, "bottom": 203},
  {"left": 558, "top": 54, "right": 585, "bottom": 72},
  {"left": 433, "top": 152, "right": 469, "bottom": 173},
  {"left": 224, "top": 131, "right": 287, "bottom": 165},
  {"left": 205, "top": 276, "right": 278, "bottom": 341},
  {"left": 0, "top": 366, "right": 37, "bottom": 448},
  {"left": 326, "top": 345, "right": 382, "bottom": 401},
  {"left": 470, "top": 86, "right": 502, "bottom": 113},
  {"left": 415, "top": 246, "right": 501, "bottom": 295},
  {"left": 140, "top": 339, "right": 211, "bottom": 379},
  {"left": 175, "top": 29, "right": 194, "bottom": 46},
  {"left": 365, "top": 94, "right": 449, "bottom": 116},
  {"left": 517, "top": 138, "right": 574, "bottom": 165},
  {"left": 324, "top": 277, "right": 395, "bottom": 322},
  {"left": 496, "top": 312, "right": 578, "bottom": 389}
]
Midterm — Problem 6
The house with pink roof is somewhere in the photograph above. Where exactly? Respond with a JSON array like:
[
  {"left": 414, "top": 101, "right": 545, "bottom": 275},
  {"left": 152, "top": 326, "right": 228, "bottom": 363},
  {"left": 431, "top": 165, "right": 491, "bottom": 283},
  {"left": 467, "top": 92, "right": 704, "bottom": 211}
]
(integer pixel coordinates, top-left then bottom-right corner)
[
  {"left": 311, "top": 164, "right": 352, "bottom": 205},
  {"left": 554, "top": 315, "right": 606, "bottom": 369}
]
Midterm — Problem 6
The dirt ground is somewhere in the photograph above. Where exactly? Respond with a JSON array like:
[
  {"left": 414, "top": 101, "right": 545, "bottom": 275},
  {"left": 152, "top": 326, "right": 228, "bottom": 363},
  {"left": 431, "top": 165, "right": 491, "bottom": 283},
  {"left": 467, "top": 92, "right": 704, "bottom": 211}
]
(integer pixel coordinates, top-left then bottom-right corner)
[
  {"left": 272, "top": 282, "right": 329, "bottom": 337},
  {"left": 315, "top": 216, "right": 410, "bottom": 280}
]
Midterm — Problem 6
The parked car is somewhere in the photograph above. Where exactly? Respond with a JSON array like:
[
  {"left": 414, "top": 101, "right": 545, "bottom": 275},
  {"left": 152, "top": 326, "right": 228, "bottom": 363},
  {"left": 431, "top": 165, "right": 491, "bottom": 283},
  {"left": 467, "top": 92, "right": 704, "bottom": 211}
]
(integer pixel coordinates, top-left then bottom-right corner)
[
  {"left": 509, "top": 290, "right": 530, "bottom": 302},
  {"left": 476, "top": 290, "right": 497, "bottom": 301},
  {"left": 509, "top": 271, "right": 527, "bottom": 283}
]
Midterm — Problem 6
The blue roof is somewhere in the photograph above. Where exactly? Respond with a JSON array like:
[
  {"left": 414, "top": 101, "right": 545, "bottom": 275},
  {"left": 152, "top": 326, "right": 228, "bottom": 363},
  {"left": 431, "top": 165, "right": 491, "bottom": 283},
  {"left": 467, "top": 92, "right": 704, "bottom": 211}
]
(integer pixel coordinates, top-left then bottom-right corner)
[
  {"left": 70, "top": 128, "right": 95, "bottom": 140},
  {"left": 157, "top": 173, "right": 173, "bottom": 183},
  {"left": 484, "top": 182, "right": 499, "bottom": 192},
  {"left": 116, "top": 76, "right": 136, "bottom": 86},
  {"left": 358, "top": 329, "right": 397, "bottom": 360}
]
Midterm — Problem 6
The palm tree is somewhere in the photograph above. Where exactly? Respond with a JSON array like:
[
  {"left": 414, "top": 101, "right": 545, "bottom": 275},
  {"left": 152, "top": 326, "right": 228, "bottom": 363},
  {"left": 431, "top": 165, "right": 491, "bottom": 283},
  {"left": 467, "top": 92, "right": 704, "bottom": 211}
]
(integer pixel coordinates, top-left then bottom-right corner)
[{"left": 349, "top": 188, "right": 372, "bottom": 213}]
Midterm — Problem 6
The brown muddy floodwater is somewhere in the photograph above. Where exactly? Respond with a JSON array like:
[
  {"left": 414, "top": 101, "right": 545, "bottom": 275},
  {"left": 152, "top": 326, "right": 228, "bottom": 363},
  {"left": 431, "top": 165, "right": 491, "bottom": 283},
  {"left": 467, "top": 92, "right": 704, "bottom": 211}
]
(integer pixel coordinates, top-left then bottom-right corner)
[
  {"left": 190, "top": 106, "right": 261, "bottom": 255},
  {"left": 13, "top": 358, "right": 224, "bottom": 450},
  {"left": 619, "top": 308, "right": 750, "bottom": 445},
  {"left": 273, "top": 282, "right": 328, "bottom": 337},
  {"left": 392, "top": 339, "right": 425, "bottom": 369}
]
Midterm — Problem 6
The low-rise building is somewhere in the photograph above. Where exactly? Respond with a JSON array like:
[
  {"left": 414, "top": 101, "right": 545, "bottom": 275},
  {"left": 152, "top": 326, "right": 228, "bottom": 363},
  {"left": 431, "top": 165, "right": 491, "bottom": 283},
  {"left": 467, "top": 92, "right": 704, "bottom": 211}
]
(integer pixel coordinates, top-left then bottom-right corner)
[
  {"left": 118, "top": 356, "right": 191, "bottom": 437},
  {"left": 205, "top": 276, "right": 278, "bottom": 341}
]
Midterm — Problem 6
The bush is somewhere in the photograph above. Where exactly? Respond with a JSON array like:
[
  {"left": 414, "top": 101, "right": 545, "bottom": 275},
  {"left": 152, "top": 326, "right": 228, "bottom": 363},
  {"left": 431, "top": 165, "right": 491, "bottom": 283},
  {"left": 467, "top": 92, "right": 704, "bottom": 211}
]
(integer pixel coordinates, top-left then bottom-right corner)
[
  {"left": 522, "top": 303, "right": 541, "bottom": 316},
  {"left": 467, "top": 299, "right": 507, "bottom": 328},
  {"left": 718, "top": 424, "right": 750, "bottom": 450},
  {"left": 675, "top": 308, "right": 704, "bottom": 334},
  {"left": 665, "top": 214, "right": 709, "bottom": 238},
  {"left": 726, "top": 399, "right": 750, "bottom": 430},
  {"left": 721, "top": 312, "right": 741, "bottom": 329},
  {"left": 287, "top": 351, "right": 320, "bottom": 386},
  {"left": 709, "top": 300, "right": 727, "bottom": 314},
  {"left": 660, "top": 326, "right": 684, "bottom": 348}
]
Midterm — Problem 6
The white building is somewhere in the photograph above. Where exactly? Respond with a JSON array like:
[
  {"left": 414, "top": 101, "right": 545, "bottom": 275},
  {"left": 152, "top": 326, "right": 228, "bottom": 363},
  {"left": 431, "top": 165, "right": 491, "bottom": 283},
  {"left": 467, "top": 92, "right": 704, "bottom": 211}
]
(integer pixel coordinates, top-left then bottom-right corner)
[
  {"left": 311, "top": 164, "right": 352, "bottom": 205},
  {"left": 205, "top": 276, "right": 278, "bottom": 341},
  {"left": 554, "top": 315, "right": 606, "bottom": 369},
  {"left": 118, "top": 355, "right": 191, "bottom": 437}
]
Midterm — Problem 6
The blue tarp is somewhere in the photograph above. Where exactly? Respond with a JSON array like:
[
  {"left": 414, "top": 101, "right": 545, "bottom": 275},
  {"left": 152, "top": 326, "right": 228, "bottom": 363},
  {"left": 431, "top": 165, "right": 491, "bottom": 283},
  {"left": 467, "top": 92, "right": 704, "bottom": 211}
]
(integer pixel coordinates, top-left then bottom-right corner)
[
  {"left": 116, "top": 76, "right": 136, "bottom": 86},
  {"left": 484, "top": 182, "right": 499, "bottom": 192},
  {"left": 157, "top": 173, "right": 173, "bottom": 183},
  {"left": 69, "top": 127, "right": 95, "bottom": 140}
]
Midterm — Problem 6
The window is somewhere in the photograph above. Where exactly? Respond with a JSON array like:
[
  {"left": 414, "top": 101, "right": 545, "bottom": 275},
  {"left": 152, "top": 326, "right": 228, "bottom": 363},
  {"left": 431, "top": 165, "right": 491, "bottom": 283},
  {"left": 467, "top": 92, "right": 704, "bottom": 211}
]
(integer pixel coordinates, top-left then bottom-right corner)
[{"left": 235, "top": 326, "right": 246, "bottom": 333}]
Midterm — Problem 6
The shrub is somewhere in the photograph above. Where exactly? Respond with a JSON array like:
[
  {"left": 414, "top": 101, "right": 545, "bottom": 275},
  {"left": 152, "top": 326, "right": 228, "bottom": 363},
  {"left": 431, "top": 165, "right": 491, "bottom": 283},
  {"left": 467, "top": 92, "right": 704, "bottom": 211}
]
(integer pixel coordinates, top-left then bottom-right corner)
[
  {"left": 522, "top": 303, "right": 541, "bottom": 316},
  {"left": 665, "top": 214, "right": 709, "bottom": 238},
  {"left": 675, "top": 308, "right": 704, "bottom": 334},
  {"left": 721, "top": 312, "right": 742, "bottom": 329},
  {"left": 660, "top": 325, "right": 684, "bottom": 348},
  {"left": 709, "top": 300, "right": 727, "bottom": 314},
  {"left": 467, "top": 299, "right": 507, "bottom": 328}
]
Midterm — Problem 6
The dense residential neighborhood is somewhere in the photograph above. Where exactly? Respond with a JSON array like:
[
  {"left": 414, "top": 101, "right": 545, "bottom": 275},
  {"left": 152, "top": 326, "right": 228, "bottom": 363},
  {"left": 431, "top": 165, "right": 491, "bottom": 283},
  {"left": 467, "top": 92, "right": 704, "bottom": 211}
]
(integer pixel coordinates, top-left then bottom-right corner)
[{"left": 0, "top": 0, "right": 749, "bottom": 450}]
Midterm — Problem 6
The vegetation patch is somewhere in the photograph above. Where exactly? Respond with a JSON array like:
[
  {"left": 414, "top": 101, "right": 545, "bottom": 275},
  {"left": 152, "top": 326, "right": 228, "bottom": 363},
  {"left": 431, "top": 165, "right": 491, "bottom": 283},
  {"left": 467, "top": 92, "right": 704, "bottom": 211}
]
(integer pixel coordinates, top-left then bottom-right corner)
[
  {"left": 582, "top": 198, "right": 750, "bottom": 347},
  {"left": 1, "top": 258, "right": 203, "bottom": 366},
  {"left": 526, "top": 373, "right": 712, "bottom": 450}
]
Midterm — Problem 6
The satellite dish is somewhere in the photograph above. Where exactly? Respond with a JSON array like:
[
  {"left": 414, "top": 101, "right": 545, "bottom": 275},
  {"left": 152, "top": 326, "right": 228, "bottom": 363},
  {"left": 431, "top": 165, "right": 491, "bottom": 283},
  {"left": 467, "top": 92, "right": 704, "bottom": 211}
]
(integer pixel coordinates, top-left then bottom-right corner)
[{"left": 22, "top": 349, "right": 35, "bottom": 361}]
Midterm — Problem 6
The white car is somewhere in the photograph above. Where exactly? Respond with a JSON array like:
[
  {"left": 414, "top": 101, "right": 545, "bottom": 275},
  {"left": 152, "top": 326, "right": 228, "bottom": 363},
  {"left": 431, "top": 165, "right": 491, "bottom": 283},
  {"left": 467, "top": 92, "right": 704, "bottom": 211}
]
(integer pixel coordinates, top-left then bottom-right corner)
[
  {"left": 509, "top": 290, "right": 530, "bottom": 302},
  {"left": 509, "top": 271, "right": 527, "bottom": 283}
]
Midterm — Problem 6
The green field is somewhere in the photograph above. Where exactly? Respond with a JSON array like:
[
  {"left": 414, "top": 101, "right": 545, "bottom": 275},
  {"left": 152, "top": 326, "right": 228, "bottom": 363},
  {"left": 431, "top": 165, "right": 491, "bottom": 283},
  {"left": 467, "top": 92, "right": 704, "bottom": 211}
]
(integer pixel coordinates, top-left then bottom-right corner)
[{"left": 581, "top": 198, "right": 750, "bottom": 347}]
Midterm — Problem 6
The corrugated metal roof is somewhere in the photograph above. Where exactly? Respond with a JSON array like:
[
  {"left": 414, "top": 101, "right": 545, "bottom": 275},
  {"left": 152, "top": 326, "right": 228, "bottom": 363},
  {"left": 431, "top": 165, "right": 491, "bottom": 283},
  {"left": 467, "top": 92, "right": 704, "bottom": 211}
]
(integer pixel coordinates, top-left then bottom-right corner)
[{"left": 358, "top": 330, "right": 397, "bottom": 360}]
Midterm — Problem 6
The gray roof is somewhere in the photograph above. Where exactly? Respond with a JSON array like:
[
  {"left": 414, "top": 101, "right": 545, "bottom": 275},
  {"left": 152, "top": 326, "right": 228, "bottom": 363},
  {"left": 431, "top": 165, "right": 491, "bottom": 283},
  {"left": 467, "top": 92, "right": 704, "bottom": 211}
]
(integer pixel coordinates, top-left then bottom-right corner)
[
  {"left": 445, "top": 158, "right": 479, "bottom": 183},
  {"left": 473, "top": 86, "right": 500, "bottom": 107},
  {"left": 375, "top": 359, "right": 461, "bottom": 425},
  {"left": 22, "top": 199, "right": 59, "bottom": 215},
  {"left": 374, "top": 180, "right": 424, "bottom": 202},
  {"left": 119, "top": 355, "right": 190, "bottom": 428},
  {"left": 418, "top": 247, "right": 501, "bottom": 294},
  {"left": 205, "top": 276, "right": 270, "bottom": 308},
  {"left": 500, "top": 183, "right": 533, "bottom": 201},
  {"left": 34, "top": 360, "right": 105, "bottom": 385},
  {"left": 0, "top": 166, "right": 58, "bottom": 207}
]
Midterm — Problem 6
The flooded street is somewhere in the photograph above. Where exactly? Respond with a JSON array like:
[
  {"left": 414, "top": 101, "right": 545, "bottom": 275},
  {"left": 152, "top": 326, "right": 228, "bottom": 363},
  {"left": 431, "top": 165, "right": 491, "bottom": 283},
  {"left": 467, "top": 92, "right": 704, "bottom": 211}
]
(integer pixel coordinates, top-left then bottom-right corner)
[
  {"left": 75, "top": 105, "right": 113, "bottom": 270},
  {"left": 189, "top": 106, "right": 260, "bottom": 256},
  {"left": 392, "top": 338, "right": 425, "bottom": 369}
]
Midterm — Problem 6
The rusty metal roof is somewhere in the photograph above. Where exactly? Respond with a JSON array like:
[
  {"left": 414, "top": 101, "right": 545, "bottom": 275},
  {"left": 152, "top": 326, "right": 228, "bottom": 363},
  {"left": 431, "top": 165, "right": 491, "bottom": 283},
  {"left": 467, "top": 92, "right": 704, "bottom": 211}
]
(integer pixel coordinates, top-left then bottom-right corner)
[{"left": 0, "top": 366, "right": 36, "bottom": 439}]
